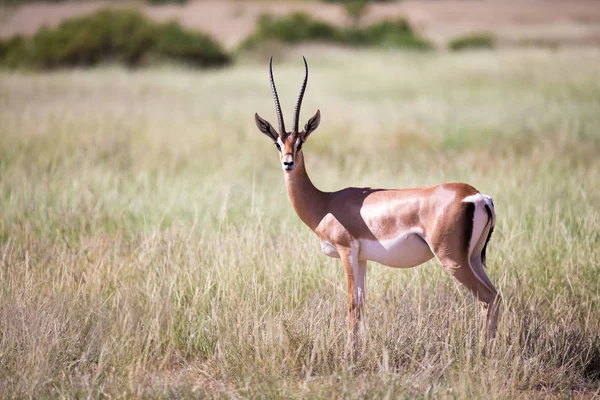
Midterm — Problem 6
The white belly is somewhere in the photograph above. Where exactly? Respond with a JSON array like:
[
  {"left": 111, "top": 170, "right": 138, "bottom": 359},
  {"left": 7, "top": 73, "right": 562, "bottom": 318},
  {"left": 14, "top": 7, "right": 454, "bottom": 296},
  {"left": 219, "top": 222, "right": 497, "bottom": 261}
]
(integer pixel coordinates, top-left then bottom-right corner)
[{"left": 358, "top": 229, "right": 434, "bottom": 268}]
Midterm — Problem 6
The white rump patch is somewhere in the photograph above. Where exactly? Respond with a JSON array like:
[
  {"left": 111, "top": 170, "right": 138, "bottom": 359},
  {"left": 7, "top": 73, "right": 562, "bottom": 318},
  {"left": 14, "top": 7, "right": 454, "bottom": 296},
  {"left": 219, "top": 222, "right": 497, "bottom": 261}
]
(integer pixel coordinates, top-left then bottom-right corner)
[
  {"left": 462, "top": 193, "right": 484, "bottom": 204},
  {"left": 482, "top": 194, "right": 495, "bottom": 226}
]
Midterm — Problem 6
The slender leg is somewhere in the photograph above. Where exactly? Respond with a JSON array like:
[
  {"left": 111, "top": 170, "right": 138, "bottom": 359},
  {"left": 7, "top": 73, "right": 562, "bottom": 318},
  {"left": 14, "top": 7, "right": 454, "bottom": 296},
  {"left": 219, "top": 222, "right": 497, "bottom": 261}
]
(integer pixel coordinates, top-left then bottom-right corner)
[
  {"left": 481, "top": 294, "right": 501, "bottom": 339},
  {"left": 339, "top": 247, "right": 366, "bottom": 344},
  {"left": 468, "top": 213, "right": 501, "bottom": 336},
  {"left": 470, "top": 255, "right": 501, "bottom": 338},
  {"left": 436, "top": 252, "right": 500, "bottom": 339},
  {"left": 355, "top": 260, "right": 367, "bottom": 337},
  {"left": 429, "top": 201, "right": 501, "bottom": 339}
]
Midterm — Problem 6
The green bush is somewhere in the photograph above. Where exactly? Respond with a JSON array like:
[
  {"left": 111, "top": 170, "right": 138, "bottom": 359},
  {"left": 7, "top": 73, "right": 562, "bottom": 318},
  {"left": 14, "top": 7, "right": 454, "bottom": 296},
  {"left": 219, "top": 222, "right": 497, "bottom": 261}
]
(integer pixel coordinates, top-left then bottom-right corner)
[
  {"left": 342, "top": 19, "right": 432, "bottom": 49},
  {"left": 154, "top": 22, "right": 230, "bottom": 66},
  {"left": 245, "top": 13, "right": 338, "bottom": 47},
  {"left": 0, "top": 10, "right": 230, "bottom": 70},
  {"left": 449, "top": 33, "right": 494, "bottom": 51},
  {"left": 0, "top": 37, "right": 24, "bottom": 68},
  {"left": 241, "top": 12, "right": 432, "bottom": 51},
  {"left": 30, "top": 11, "right": 155, "bottom": 68}
]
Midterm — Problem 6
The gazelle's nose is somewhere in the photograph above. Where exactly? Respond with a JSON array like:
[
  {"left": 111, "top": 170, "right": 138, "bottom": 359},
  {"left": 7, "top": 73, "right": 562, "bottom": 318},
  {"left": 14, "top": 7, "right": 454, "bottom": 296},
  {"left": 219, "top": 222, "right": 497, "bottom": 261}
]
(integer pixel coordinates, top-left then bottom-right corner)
[{"left": 283, "top": 154, "right": 295, "bottom": 170}]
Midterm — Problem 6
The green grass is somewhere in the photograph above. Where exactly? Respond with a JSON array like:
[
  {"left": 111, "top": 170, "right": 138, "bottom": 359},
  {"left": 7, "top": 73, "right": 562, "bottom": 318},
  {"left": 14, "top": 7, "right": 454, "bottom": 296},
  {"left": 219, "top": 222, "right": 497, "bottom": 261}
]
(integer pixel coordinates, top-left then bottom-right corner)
[{"left": 1, "top": 48, "right": 600, "bottom": 398}]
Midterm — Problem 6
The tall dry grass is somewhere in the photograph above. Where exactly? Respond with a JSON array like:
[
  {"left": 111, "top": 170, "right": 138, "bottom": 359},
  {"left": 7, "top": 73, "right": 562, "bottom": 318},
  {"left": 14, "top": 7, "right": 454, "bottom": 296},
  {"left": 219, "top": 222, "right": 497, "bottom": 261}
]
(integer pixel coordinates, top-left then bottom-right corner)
[{"left": 1, "top": 48, "right": 599, "bottom": 398}]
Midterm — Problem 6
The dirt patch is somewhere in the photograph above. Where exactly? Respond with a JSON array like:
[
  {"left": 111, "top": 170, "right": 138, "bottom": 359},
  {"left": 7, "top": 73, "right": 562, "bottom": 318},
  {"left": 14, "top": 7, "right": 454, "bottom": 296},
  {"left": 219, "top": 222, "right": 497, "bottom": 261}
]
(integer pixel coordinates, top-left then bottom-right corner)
[{"left": 1, "top": 0, "right": 600, "bottom": 48}]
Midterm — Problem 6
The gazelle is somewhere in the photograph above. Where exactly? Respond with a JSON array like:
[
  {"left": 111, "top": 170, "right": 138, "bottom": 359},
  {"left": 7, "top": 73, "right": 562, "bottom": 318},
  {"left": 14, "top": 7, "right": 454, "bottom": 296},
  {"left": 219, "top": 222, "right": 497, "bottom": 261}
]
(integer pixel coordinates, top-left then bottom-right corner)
[{"left": 254, "top": 57, "right": 501, "bottom": 341}]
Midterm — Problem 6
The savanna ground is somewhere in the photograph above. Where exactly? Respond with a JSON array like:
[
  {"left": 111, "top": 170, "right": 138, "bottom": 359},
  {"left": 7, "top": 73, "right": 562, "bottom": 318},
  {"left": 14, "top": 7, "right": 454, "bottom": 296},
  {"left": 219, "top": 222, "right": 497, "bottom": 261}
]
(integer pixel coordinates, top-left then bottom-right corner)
[{"left": 1, "top": 47, "right": 600, "bottom": 398}]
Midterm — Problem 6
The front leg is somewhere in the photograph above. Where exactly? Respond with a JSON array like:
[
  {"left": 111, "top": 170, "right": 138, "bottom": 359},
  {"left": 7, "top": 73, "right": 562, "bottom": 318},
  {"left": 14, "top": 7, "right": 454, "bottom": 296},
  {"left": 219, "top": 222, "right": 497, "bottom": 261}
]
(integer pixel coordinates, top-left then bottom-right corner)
[{"left": 339, "top": 247, "right": 367, "bottom": 344}]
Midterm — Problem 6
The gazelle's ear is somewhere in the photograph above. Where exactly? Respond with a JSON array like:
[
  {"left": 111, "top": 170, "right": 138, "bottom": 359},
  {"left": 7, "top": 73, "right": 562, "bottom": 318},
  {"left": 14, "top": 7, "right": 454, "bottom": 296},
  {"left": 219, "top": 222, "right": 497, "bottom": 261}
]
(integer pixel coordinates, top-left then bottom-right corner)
[
  {"left": 302, "top": 110, "right": 321, "bottom": 141},
  {"left": 255, "top": 113, "right": 279, "bottom": 141}
]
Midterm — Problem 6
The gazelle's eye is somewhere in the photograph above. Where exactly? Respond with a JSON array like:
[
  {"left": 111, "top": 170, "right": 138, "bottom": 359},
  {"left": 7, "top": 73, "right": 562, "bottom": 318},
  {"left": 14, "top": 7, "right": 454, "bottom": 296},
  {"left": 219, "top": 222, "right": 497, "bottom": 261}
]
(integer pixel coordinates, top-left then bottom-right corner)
[
  {"left": 274, "top": 142, "right": 281, "bottom": 151},
  {"left": 296, "top": 141, "right": 303, "bottom": 151}
]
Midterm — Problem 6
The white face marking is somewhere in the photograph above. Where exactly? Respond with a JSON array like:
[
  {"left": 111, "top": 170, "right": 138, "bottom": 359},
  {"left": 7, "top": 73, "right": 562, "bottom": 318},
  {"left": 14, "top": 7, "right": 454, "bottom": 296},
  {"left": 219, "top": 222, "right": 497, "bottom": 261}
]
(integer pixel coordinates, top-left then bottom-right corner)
[{"left": 276, "top": 137, "right": 284, "bottom": 151}]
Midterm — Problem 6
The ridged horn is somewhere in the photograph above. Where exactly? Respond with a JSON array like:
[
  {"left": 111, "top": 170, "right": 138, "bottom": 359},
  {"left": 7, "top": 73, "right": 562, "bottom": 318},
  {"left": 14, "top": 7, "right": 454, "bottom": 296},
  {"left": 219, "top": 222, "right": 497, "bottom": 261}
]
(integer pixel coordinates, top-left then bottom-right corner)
[
  {"left": 269, "top": 57, "right": 286, "bottom": 134},
  {"left": 293, "top": 56, "right": 309, "bottom": 134}
]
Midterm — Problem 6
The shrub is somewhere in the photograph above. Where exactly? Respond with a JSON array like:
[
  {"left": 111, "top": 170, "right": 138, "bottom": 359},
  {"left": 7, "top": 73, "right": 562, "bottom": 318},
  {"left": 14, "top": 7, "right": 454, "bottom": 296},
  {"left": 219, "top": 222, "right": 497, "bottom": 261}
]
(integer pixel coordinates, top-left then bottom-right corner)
[
  {"left": 449, "top": 33, "right": 495, "bottom": 51},
  {"left": 154, "top": 22, "right": 230, "bottom": 66},
  {"left": 239, "top": 13, "right": 339, "bottom": 51},
  {"left": 0, "top": 10, "right": 230, "bottom": 70},
  {"left": 241, "top": 13, "right": 432, "bottom": 51},
  {"left": 27, "top": 11, "right": 155, "bottom": 68},
  {"left": 342, "top": 19, "right": 432, "bottom": 50},
  {"left": 250, "top": 13, "right": 338, "bottom": 45},
  {"left": 0, "top": 36, "right": 26, "bottom": 68}
]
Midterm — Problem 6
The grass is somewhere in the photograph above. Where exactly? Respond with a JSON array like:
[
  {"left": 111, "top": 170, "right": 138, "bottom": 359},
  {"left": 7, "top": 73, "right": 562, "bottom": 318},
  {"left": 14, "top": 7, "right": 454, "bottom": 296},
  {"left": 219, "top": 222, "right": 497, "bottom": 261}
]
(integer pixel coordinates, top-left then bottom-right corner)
[{"left": 1, "top": 48, "right": 600, "bottom": 398}]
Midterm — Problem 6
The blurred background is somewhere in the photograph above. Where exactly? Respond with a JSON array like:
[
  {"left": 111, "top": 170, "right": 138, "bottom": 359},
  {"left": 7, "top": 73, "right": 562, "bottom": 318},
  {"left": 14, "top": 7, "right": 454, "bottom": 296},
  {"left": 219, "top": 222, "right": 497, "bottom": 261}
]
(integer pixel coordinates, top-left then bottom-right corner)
[
  {"left": 1, "top": 0, "right": 600, "bottom": 66},
  {"left": 1, "top": 0, "right": 600, "bottom": 398}
]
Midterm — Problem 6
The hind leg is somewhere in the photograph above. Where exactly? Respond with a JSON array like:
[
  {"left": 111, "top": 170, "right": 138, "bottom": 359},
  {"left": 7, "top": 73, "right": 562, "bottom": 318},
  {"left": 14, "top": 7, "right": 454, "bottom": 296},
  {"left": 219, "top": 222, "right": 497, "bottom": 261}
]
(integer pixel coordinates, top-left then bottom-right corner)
[
  {"left": 429, "top": 210, "right": 500, "bottom": 338},
  {"left": 436, "top": 249, "right": 500, "bottom": 339},
  {"left": 470, "top": 254, "right": 501, "bottom": 338},
  {"left": 429, "top": 198, "right": 500, "bottom": 339},
  {"left": 469, "top": 214, "right": 501, "bottom": 338}
]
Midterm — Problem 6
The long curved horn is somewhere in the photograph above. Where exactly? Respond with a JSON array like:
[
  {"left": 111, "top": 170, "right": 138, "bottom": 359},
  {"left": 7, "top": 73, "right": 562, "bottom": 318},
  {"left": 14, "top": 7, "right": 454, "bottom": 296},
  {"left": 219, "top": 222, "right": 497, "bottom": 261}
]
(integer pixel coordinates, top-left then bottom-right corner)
[
  {"left": 293, "top": 56, "right": 309, "bottom": 134},
  {"left": 269, "top": 57, "right": 286, "bottom": 134}
]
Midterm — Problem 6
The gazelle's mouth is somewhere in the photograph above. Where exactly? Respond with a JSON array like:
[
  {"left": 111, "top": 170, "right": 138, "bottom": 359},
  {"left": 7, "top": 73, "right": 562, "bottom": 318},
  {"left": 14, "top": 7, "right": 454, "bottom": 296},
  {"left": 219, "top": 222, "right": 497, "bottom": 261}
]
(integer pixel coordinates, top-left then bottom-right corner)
[{"left": 283, "top": 164, "right": 296, "bottom": 171}]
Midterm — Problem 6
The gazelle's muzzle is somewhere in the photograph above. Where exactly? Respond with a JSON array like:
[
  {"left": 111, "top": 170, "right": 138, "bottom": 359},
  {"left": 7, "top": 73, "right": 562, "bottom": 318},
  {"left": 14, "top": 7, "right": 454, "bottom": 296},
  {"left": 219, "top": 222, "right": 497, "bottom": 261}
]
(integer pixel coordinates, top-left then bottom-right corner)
[{"left": 282, "top": 153, "right": 295, "bottom": 171}]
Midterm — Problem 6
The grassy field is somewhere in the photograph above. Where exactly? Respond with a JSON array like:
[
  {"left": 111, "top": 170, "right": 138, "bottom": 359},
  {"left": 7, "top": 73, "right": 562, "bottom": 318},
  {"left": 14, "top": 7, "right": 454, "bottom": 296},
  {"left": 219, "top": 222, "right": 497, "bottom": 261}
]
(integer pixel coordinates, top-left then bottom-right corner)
[{"left": 1, "top": 48, "right": 600, "bottom": 398}]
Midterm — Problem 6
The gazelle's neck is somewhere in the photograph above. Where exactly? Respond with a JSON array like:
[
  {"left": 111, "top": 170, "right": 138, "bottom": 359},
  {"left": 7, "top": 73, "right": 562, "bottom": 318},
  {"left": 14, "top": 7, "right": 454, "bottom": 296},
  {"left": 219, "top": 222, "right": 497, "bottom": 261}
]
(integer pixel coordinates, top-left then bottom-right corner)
[{"left": 284, "top": 151, "right": 328, "bottom": 231}]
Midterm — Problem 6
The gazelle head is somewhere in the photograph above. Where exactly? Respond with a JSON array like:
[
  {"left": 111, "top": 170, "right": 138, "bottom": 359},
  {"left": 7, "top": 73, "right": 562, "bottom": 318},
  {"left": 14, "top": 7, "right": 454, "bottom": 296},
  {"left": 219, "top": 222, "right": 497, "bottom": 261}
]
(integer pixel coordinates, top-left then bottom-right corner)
[{"left": 255, "top": 57, "right": 321, "bottom": 172}]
